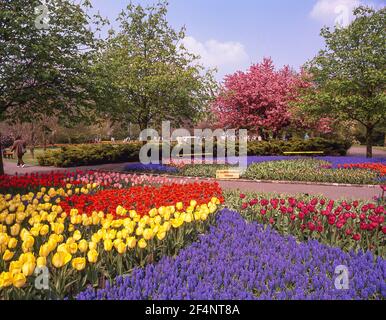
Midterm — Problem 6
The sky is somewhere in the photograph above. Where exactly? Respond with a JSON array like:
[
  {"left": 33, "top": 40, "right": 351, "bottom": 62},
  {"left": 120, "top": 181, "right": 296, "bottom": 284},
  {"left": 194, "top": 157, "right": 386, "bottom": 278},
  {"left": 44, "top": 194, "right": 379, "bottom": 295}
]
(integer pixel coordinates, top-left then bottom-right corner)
[{"left": 90, "top": 0, "right": 385, "bottom": 81}]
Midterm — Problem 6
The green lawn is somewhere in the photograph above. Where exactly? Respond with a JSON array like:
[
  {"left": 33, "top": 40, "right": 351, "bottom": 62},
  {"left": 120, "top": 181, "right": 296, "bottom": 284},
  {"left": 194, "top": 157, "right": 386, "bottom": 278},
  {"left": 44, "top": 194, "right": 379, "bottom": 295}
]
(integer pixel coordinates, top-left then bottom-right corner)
[{"left": 3, "top": 147, "right": 58, "bottom": 166}]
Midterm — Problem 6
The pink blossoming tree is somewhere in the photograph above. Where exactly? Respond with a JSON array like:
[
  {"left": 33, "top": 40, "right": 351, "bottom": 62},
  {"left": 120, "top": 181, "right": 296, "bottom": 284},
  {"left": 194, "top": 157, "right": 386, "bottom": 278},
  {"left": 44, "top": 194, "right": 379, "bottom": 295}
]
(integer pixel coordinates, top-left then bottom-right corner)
[{"left": 212, "top": 58, "right": 313, "bottom": 137}]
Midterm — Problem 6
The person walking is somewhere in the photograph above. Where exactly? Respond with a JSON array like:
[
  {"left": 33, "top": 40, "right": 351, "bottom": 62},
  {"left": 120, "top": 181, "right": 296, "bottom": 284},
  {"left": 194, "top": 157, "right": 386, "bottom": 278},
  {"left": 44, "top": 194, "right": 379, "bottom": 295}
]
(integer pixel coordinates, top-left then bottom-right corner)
[{"left": 11, "top": 136, "right": 27, "bottom": 168}]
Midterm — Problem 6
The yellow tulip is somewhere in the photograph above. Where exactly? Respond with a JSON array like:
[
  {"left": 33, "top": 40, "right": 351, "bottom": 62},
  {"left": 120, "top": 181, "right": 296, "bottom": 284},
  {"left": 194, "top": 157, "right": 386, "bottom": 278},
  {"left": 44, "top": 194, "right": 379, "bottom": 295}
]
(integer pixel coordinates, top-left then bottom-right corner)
[
  {"left": 57, "top": 243, "right": 69, "bottom": 254},
  {"left": 91, "top": 233, "right": 101, "bottom": 243},
  {"left": 0, "top": 272, "right": 13, "bottom": 288},
  {"left": 10, "top": 223, "right": 21, "bottom": 236},
  {"left": 78, "top": 240, "right": 88, "bottom": 253},
  {"left": 190, "top": 200, "right": 197, "bottom": 208},
  {"left": 129, "top": 210, "right": 138, "bottom": 219},
  {"left": 185, "top": 213, "right": 193, "bottom": 223},
  {"left": 136, "top": 227, "right": 144, "bottom": 236},
  {"left": 3, "top": 249, "right": 14, "bottom": 261},
  {"left": 53, "top": 223, "right": 64, "bottom": 235},
  {"left": 73, "top": 230, "right": 82, "bottom": 241},
  {"left": 9, "top": 261, "right": 23, "bottom": 274},
  {"left": 40, "top": 224, "right": 50, "bottom": 236},
  {"left": 103, "top": 239, "right": 113, "bottom": 252},
  {"left": 116, "top": 242, "right": 126, "bottom": 254},
  {"left": 39, "top": 244, "right": 50, "bottom": 257},
  {"left": 22, "top": 261, "right": 36, "bottom": 277},
  {"left": 47, "top": 238, "right": 58, "bottom": 251},
  {"left": 67, "top": 242, "right": 78, "bottom": 255},
  {"left": 7, "top": 237, "right": 18, "bottom": 249},
  {"left": 143, "top": 228, "right": 154, "bottom": 240},
  {"left": 200, "top": 213, "right": 208, "bottom": 221},
  {"left": 37, "top": 256, "right": 47, "bottom": 267},
  {"left": 88, "top": 241, "right": 97, "bottom": 251},
  {"left": 149, "top": 208, "right": 158, "bottom": 217},
  {"left": 5, "top": 214, "right": 15, "bottom": 225},
  {"left": 16, "top": 212, "right": 26, "bottom": 223},
  {"left": 176, "top": 202, "right": 184, "bottom": 211},
  {"left": 52, "top": 251, "right": 72, "bottom": 268},
  {"left": 138, "top": 238, "right": 147, "bottom": 249},
  {"left": 72, "top": 257, "right": 86, "bottom": 271},
  {"left": 126, "top": 237, "right": 136, "bottom": 249},
  {"left": 68, "top": 224, "right": 75, "bottom": 232},
  {"left": 157, "top": 231, "right": 166, "bottom": 241},
  {"left": 92, "top": 215, "right": 100, "bottom": 225},
  {"left": 0, "top": 233, "right": 8, "bottom": 245},
  {"left": 87, "top": 249, "right": 98, "bottom": 263},
  {"left": 13, "top": 273, "right": 26, "bottom": 288}
]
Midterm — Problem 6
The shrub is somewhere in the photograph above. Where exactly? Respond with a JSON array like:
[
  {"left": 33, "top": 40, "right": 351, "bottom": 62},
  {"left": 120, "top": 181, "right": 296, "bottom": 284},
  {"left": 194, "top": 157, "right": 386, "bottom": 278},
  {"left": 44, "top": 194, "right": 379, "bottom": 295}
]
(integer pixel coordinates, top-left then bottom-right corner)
[
  {"left": 38, "top": 143, "right": 143, "bottom": 167},
  {"left": 247, "top": 138, "right": 351, "bottom": 156}
]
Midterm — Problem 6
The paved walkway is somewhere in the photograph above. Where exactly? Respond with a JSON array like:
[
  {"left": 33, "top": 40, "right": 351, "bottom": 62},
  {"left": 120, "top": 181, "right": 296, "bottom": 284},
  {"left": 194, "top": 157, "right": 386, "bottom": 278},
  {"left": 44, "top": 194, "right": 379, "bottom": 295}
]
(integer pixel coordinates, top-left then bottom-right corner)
[
  {"left": 347, "top": 146, "right": 386, "bottom": 158},
  {"left": 2, "top": 161, "right": 382, "bottom": 201}
]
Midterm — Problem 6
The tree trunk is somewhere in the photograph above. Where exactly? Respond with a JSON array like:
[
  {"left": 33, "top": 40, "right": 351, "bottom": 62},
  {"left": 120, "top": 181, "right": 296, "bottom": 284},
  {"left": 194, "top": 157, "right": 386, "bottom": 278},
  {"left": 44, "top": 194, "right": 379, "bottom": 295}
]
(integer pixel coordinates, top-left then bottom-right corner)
[
  {"left": 0, "top": 131, "right": 4, "bottom": 175},
  {"left": 365, "top": 126, "right": 374, "bottom": 158}
]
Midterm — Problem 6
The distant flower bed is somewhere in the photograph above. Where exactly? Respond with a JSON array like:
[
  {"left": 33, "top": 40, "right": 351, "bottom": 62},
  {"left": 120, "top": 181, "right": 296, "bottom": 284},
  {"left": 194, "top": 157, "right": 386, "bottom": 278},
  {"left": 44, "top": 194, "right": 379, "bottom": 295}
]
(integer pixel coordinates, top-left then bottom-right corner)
[
  {"left": 124, "top": 163, "right": 178, "bottom": 174},
  {"left": 121, "top": 156, "right": 386, "bottom": 185},
  {"left": 77, "top": 210, "right": 386, "bottom": 300}
]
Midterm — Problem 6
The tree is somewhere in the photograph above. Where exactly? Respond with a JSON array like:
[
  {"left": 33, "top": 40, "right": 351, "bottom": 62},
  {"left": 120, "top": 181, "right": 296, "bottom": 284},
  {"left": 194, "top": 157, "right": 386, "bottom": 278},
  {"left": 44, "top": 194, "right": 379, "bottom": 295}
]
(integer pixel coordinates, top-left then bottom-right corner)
[
  {"left": 212, "top": 58, "right": 308, "bottom": 138},
  {"left": 299, "top": 6, "right": 386, "bottom": 158},
  {"left": 90, "top": 1, "right": 217, "bottom": 131},
  {"left": 0, "top": 0, "right": 102, "bottom": 174}
]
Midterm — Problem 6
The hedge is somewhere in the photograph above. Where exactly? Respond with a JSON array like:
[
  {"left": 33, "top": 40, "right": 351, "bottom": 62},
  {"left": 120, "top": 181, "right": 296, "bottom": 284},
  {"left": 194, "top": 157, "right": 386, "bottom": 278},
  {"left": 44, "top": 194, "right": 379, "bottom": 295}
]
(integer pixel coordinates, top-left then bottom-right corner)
[
  {"left": 37, "top": 138, "right": 351, "bottom": 167},
  {"left": 37, "top": 143, "right": 143, "bottom": 167}
]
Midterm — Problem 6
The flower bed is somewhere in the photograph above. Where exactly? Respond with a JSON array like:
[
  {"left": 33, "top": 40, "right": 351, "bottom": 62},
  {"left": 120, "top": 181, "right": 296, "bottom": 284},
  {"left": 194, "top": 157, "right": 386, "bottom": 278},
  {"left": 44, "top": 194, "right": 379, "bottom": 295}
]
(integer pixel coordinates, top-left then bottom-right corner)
[
  {"left": 124, "top": 163, "right": 179, "bottom": 174},
  {"left": 77, "top": 209, "right": 386, "bottom": 300},
  {"left": 59, "top": 182, "right": 224, "bottom": 217},
  {"left": 244, "top": 159, "right": 380, "bottom": 184},
  {"left": 0, "top": 171, "right": 196, "bottom": 195},
  {"left": 0, "top": 179, "right": 223, "bottom": 299},
  {"left": 173, "top": 158, "right": 382, "bottom": 184},
  {"left": 225, "top": 191, "right": 385, "bottom": 256}
]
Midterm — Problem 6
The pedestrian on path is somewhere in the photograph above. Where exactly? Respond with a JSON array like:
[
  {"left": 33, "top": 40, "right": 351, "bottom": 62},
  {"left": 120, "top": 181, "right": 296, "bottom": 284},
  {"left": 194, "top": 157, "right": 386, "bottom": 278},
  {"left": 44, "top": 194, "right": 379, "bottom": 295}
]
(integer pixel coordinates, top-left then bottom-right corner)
[{"left": 11, "top": 136, "right": 27, "bottom": 168}]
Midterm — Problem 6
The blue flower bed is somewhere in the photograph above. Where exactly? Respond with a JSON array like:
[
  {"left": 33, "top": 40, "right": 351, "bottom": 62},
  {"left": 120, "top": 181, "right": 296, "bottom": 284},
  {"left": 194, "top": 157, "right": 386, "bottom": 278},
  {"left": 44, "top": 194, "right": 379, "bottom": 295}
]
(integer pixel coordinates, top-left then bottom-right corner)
[
  {"left": 124, "top": 163, "right": 178, "bottom": 174},
  {"left": 201, "top": 156, "right": 386, "bottom": 167},
  {"left": 317, "top": 156, "right": 386, "bottom": 168},
  {"left": 77, "top": 210, "right": 386, "bottom": 300}
]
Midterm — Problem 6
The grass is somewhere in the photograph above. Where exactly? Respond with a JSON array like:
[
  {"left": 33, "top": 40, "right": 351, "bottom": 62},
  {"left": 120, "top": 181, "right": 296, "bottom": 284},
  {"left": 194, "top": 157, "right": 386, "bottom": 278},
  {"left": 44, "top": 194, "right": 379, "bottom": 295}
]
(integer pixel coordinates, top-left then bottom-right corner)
[{"left": 3, "top": 147, "right": 59, "bottom": 166}]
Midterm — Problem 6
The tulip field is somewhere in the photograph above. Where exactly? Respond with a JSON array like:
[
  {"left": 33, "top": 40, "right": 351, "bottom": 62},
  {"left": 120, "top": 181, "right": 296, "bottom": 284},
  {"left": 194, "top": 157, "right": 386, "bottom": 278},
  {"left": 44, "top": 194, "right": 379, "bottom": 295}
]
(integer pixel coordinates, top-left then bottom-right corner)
[{"left": 0, "top": 171, "right": 385, "bottom": 300}]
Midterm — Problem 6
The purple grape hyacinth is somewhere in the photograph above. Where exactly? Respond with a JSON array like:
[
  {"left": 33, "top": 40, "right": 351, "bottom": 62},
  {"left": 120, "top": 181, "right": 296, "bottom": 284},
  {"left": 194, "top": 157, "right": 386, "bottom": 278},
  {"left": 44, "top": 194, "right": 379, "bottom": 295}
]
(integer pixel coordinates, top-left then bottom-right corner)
[
  {"left": 77, "top": 210, "right": 386, "bottom": 300},
  {"left": 124, "top": 163, "right": 178, "bottom": 174}
]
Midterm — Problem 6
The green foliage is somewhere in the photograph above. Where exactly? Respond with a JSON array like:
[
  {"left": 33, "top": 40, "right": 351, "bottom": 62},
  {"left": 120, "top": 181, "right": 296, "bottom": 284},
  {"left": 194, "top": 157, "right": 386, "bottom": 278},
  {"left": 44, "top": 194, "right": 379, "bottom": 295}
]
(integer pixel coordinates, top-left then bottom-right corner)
[
  {"left": 244, "top": 159, "right": 379, "bottom": 185},
  {"left": 0, "top": 0, "right": 102, "bottom": 124},
  {"left": 37, "top": 143, "right": 143, "bottom": 167},
  {"left": 247, "top": 138, "right": 351, "bottom": 156},
  {"left": 299, "top": 6, "right": 386, "bottom": 157},
  {"left": 179, "top": 159, "right": 379, "bottom": 184},
  {"left": 90, "top": 0, "right": 217, "bottom": 129}
]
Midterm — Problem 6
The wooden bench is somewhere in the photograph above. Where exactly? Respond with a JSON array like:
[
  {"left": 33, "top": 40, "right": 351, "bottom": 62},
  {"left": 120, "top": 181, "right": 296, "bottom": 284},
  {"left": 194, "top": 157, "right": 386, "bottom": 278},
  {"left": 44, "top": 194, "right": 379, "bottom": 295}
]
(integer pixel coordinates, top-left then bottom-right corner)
[
  {"left": 2, "top": 149, "right": 14, "bottom": 159},
  {"left": 283, "top": 151, "right": 324, "bottom": 156}
]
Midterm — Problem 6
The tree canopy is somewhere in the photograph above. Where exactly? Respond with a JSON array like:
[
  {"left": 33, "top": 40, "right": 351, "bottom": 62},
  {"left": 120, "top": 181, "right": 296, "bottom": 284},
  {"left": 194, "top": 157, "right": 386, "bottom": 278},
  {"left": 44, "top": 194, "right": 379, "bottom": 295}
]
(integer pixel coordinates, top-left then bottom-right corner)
[
  {"left": 299, "top": 6, "right": 386, "bottom": 157},
  {"left": 0, "top": 0, "right": 104, "bottom": 173},
  {"left": 212, "top": 58, "right": 309, "bottom": 137},
  {"left": 91, "top": 1, "right": 217, "bottom": 131}
]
